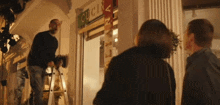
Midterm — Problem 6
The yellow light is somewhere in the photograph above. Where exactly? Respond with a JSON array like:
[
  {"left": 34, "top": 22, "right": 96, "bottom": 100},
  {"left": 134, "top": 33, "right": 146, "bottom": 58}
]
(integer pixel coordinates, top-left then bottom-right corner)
[
  {"left": 113, "top": 29, "right": 118, "bottom": 36},
  {"left": 115, "top": 38, "right": 118, "bottom": 42},
  {"left": 9, "top": 23, "right": 15, "bottom": 30},
  {"left": 13, "top": 34, "right": 20, "bottom": 41}
]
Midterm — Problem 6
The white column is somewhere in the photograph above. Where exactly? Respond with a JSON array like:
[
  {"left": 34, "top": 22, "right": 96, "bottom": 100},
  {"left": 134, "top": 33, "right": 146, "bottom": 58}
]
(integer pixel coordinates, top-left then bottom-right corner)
[{"left": 147, "top": 0, "right": 185, "bottom": 104}]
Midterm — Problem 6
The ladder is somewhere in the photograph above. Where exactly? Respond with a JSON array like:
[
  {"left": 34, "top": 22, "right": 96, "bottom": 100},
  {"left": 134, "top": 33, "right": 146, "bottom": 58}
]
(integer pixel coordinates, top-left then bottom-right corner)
[{"left": 44, "top": 67, "right": 69, "bottom": 105}]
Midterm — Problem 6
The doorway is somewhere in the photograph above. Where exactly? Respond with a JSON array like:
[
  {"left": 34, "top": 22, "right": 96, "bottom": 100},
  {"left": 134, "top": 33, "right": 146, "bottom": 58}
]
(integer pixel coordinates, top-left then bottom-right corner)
[{"left": 82, "top": 34, "right": 105, "bottom": 105}]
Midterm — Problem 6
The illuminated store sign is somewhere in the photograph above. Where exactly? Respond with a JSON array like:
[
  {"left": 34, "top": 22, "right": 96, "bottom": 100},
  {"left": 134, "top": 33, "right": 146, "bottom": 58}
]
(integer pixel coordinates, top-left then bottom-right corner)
[{"left": 78, "top": 0, "right": 102, "bottom": 28}]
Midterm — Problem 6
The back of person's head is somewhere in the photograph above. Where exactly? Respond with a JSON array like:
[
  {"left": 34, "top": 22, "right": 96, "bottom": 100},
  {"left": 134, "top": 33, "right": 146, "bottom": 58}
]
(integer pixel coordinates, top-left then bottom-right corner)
[
  {"left": 49, "top": 19, "right": 61, "bottom": 34},
  {"left": 135, "top": 19, "right": 172, "bottom": 58},
  {"left": 50, "top": 19, "right": 59, "bottom": 24},
  {"left": 187, "top": 19, "right": 214, "bottom": 47},
  {"left": 49, "top": 19, "right": 60, "bottom": 27}
]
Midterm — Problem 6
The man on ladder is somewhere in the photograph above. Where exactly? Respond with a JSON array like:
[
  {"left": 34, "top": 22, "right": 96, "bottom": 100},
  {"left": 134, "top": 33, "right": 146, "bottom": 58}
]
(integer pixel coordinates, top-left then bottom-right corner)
[{"left": 27, "top": 19, "right": 62, "bottom": 105}]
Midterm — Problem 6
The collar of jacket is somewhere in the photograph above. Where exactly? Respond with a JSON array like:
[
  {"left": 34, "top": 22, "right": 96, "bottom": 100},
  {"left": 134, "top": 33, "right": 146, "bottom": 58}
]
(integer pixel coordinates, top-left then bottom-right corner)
[{"left": 186, "top": 48, "right": 210, "bottom": 68}]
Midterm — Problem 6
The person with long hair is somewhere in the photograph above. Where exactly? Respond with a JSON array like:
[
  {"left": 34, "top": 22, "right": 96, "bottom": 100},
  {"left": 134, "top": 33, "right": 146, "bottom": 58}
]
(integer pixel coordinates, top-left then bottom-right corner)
[{"left": 93, "top": 19, "right": 176, "bottom": 105}]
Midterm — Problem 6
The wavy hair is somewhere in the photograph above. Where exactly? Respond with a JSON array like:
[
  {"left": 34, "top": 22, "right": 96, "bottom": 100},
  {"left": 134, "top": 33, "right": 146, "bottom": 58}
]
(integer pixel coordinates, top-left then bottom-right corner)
[{"left": 135, "top": 19, "right": 172, "bottom": 58}]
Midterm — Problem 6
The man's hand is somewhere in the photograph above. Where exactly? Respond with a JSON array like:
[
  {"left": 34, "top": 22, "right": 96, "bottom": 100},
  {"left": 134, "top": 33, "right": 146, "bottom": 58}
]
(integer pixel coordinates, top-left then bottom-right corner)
[
  {"left": 48, "top": 61, "right": 55, "bottom": 67},
  {"left": 56, "top": 60, "right": 63, "bottom": 68}
]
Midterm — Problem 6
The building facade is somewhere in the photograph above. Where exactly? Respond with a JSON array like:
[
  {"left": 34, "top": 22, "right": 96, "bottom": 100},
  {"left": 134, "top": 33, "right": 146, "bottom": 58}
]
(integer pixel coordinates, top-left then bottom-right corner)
[
  {"left": 0, "top": 0, "right": 189, "bottom": 105},
  {"left": 68, "top": 0, "right": 185, "bottom": 105}
]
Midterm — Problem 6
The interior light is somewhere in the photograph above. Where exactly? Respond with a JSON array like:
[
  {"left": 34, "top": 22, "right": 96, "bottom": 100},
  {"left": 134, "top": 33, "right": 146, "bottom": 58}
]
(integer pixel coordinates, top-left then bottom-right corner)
[
  {"left": 13, "top": 34, "right": 20, "bottom": 41},
  {"left": 113, "top": 29, "right": 118, "bottom": 36},
  {"left": 114, "top": 38, "right": 118, "bottom": 42}
]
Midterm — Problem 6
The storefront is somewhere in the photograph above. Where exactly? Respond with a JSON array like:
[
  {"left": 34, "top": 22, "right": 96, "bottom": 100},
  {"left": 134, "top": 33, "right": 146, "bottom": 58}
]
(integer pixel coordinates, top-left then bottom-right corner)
[
  {"left": 76, "top": 0, "right": 118, "bottom": 104},
  {"left": 69, "top": 0, "right": 185, "bottom": 105}
]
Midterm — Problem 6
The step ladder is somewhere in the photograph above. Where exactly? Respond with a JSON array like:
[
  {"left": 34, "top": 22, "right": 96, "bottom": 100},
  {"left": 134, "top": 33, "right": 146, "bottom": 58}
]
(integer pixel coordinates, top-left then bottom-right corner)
[{"left": 44, "top": 67, "right": 69, "bottom": 105}]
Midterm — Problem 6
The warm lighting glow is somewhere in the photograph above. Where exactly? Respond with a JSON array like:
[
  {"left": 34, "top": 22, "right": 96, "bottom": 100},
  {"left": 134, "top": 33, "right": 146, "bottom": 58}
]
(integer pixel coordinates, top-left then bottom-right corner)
[
  {"left": 113, "top": 29, "right": 118, "bottom": 36},
  {"left": 9, "top": 23, "right": 15, "bottom": 30},
  {"left": 113, "top": 9, "right": 118, "bottom": 13},
  {"left": 114, "top": 38, "right": 118, "bottom": 42},
  {"left": 13, "top": 34, "right": 20, "bottom": 41}
]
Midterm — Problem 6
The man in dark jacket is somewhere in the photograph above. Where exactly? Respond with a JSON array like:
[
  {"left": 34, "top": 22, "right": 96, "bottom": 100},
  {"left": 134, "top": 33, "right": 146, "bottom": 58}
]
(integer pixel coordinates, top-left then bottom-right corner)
[
  {"left": 93, "top": 19, "right": 176, "bottom": 105},
  {"left": 27, "top": 19, "right": 61, "bottom": 105},
  {"left": 182, "top": 19, "right": 220, "bottom": 104}
]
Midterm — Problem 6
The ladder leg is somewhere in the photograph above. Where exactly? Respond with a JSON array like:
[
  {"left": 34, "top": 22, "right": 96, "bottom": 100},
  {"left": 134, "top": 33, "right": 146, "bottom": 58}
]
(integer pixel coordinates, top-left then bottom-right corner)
[
  {"left": 48, "top": 67, "right": 56, "bottom": 105},
  {"left": 58, "top": 68, "right": 69, "bottom": 105}
]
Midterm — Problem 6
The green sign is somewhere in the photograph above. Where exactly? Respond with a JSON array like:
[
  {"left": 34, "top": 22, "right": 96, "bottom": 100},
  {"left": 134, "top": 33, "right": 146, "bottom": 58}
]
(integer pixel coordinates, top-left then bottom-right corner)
[{"left": 78, "top": 9, "right": 89, "bottom": 28}]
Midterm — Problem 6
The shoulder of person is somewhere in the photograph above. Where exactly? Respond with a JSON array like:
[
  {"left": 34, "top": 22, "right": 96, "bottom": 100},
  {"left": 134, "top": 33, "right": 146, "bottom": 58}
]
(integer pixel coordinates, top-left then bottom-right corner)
[
  {"left": 34, "top": 31, "right": 50, "bottom": 38},
  {"left": 115, "top": 47, "right": 139, "bottom": 58},
  {"left": 186, "top": 60, "right": 210, "bottom": 81},
  {"left": 193, "top": 51, "right": 220, "bottom": 70},
  {"left": 37, "top": 31, "right": 50, "bottom": 35},
  {"left": 109, "top": 47, "right": 138, "bottom": 64},
  {"left": 205, "top": 51, "right": 220, "bottom": 64},
  {"left": 107, "top": 48, "right": 136, "bottom": 67}
]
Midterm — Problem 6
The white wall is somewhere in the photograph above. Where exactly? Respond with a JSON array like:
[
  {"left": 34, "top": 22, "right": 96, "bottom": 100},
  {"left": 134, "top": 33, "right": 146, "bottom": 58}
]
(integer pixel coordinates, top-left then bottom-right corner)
[
  {"left": 212, "top": 39, "right": 220, "bottom": 58},
  {"left": 212, "top": 39, "right": 220, "bottom": 49}
]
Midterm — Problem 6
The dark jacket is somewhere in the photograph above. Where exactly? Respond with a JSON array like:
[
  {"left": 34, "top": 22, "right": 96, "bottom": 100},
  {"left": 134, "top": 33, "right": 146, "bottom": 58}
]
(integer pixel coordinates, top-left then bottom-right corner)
[
  {"left": 93, "top": 46, "right": 176, "bottom": 105},
  {"left": 182, "top": 48, "right": 220, "bottom": 105},
  {"left": 27, "top": 31, "right": 58, "bottom": 69}
]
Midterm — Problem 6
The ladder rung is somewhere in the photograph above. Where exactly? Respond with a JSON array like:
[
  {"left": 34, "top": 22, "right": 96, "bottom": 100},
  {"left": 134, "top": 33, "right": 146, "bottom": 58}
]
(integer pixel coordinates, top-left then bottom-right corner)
[
  {"left": 43, "top": 90, "right": 50, "bottom": 92},
  {"left": 43, "top": 90, "right": 67, "bottom": 93},
  {"left": 47, "top": 67, "right": 69, "bottom": 105},
  {"left": 54, "top": 90, "right": 66, "bottom": 93},
  {"left": 45, "top": 73, "right": 52, "bottom": 76}
]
